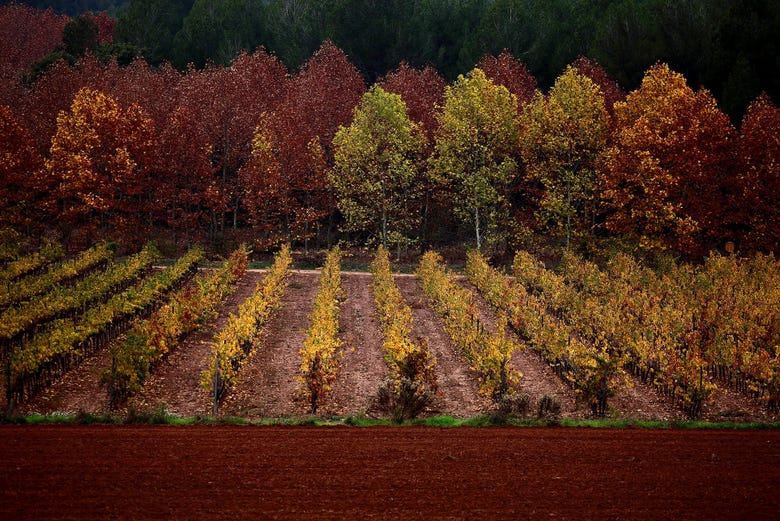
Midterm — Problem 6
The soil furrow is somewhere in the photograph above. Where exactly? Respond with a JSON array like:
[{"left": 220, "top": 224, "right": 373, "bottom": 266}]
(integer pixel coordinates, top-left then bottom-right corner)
[
  {"left": 395, "top": 275, "right": 490, "bottom": 417},
  {"left": 220, "top": 271, "right": 319, "bottom": 418},
  {"left": 323, "top": 273, "right": 387, "bottom": 416}
]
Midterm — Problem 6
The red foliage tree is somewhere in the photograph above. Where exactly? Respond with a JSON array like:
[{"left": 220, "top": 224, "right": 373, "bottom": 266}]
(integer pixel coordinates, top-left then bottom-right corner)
[
  {"left": 87, "top": 11, "right": 115, "bottom": 44},
  {"left": 379, "top": 62, "right": 446, "bottom": 146},
  {"left": 0, "top": 105, "right": 46, "bottom": 230},
  {"left": 476, "top": 51, "right": 537, "bottom": 109},
  {"left": 571, "top": 56, "right": 626, "bottom": 114},
  {"left": 0, "top": 4, "right": 68, "bottom": 82},
  {"left": 259, "top": 41, "right": 366, "bottom": 247},
  {"left": 178, "top": 48, "right": 289, "bottom": 238},
  {"left": 733, "top": 94, "right": 780, "bottom": 253}
]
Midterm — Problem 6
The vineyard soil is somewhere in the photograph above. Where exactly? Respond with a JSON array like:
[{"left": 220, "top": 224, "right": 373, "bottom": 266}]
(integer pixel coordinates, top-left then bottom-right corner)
[{"left": 1, "top": 426, "right": 778, "bottom": 519}]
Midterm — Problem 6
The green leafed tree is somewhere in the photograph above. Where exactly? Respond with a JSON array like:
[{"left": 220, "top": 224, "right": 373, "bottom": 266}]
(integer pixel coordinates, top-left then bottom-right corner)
[
  {"left": 330, "top": 85, "right": 426, "bottom": 250},
  {"left": 519, "top": 66, "right": 609, "bottom": 248},
  {"left": 429, "top": 68, "right": 519, "bottom": 250}
]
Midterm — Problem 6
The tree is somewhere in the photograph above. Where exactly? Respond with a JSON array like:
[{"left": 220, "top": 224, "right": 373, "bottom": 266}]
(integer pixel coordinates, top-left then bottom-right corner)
[
  {"left": 45, "top": 87, "right": 154, "bottom": 247},
  {"left": 429, "top": 68, "right": 519, "bottom": 250},
  {"left": 172, "top": 0, "right": 266, "bottom": 68},
  {"left": 476, "top": 51, "right": 537, "bottom": 109},
  {"left": 267, "top": 41, "right": 366, "bottom": 247},
  {"left": 177, "top": 47, "right": 288, "bottom": 238},
  {"left": 237, "top": 114, "right": 291, "bottom": 247},
  {"left": 0, "top": 105, "right": 45, "bottom": 230},
  {"left": 378, "top": 62, "right": 445, "bottom": 147},
  {"left": 330, "top": 85, "right": 426, "bottom": 249},
  {"left": 571, "top": 56, "right": 625, "bottom": 114},
  {"left": 733, "top": 94, "right": 779, "bottom": 253},
  {"left": 0, "top": 4, "right": 67, "bottom": 83},
  {"left": 519, "top": 66, "right": 609, "bottom": 248},
  {"left": 115, "top": 0, "right": 193, "bottom": 66},
  {"left": 598, "top": 63, "right": 734, "bottom": 256}
]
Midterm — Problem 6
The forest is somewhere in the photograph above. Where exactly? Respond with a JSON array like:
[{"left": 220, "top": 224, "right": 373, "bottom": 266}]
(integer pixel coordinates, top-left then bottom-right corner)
[{"left": 0, "top": 2, "right": 777, "bottom": 260}]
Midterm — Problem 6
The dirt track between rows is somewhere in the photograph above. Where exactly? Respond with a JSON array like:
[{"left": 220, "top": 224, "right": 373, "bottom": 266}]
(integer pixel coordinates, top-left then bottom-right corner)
[{"left": 1, "top": 426, "right": 778, "bottom": 520}]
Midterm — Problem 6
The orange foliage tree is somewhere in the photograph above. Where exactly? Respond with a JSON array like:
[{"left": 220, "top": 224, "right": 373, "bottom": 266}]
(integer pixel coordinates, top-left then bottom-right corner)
[
  {"left": 45, "top": 87, "right": 154, "bottom": 247},
  {"left": 598, "top": 63, "right": 734, "bottom": 256}
]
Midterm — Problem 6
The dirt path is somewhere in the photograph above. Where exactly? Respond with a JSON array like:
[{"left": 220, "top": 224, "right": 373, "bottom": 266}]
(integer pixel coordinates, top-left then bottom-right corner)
[
  {"left": 395, "top": 276, "right": 490, "bottom": 417},
  {"left": 126, "top": 272, "right": 264, "bottom": 417},
  {"left": 324, "top": 273, "right": 387, "bottom": 416},
  {"left": 220, "top": 271, "right": 319, "bottom": 418},
  {"left": 3, "top": 426, "right": 779, "bottom": 520},
  {"left": 456, "top": 279, "right": 580, "bottom": 415}
]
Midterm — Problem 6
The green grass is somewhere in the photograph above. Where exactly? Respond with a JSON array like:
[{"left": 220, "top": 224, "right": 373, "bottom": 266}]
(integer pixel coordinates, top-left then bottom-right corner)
[{"left": 2, "top": 411, "right": 779, "bottom": 429}]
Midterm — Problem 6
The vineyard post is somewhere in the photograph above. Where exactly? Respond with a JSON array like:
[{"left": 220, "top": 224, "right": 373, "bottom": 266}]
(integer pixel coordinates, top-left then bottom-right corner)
[{"left": 212, "top": 351, "right": 220, "bottom": 417}]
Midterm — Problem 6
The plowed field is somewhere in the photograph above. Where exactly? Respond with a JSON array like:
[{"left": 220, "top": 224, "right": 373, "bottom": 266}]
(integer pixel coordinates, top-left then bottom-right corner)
[{"left": 1, "top": 426, "right": 778, "bottom": 520}]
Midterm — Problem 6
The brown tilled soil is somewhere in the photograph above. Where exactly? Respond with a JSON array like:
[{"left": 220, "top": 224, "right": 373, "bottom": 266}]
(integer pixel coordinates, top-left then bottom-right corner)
[
  {"left": 2, "top": 425, "right": 779, "bottom": 520},
  {"left": 323, "top": 273, "right": 387, "bottom": 416},
  {"left": 220, "top": 271, "right": 320, "bottom": 418},
  {"left": 395, "top": 275, "right": 491, "bottom": 417}
]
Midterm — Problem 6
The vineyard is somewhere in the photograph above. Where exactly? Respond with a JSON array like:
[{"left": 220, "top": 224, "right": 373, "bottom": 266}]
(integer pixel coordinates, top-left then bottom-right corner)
[{"left": 2, "top": 239, "right": 777, "bottom": 424}]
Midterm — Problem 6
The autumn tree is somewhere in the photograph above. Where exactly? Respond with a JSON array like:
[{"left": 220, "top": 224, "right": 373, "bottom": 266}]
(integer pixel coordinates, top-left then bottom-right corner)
[
  {"left": 0, "top": 105, "right": 45, "bottom": 230},
  {"left": 476, "top": 51, "right": 537, "bottom": 110},
  {"left": 177, "top": 48, "right": 289, "bottom": 238},
  {"left": 734, "top": 93, "right": 779, "bottom": 253},
  {"left": 378, "top": 62, "right": 447, "bottom": 245},
  {"left": 378, "top": 62, "right": 445, "bottom": 147},
  {"left": 571, "top": 56, "right": 626, "bottom": 115},
  {"left": 238, "top": 114, "right": 291, "bottom": 248},
  {"left": 267, "top": 41, "right": 366, "bottom": 247},
  {"left": 598, "top": 63, "right": 734, "bottom": 256},
  {"left": 429, "top": 68, "right": 519, "bottom": 250},
  {"left": 45, "top": 87, "right": 154, "bottom": 247},
  {"left": 0, "top": 4, "right": 67, "bottom": 83},
  {"left": 519, "top": 66, "right": 609, "bottom": 248},
  {"left": 330, "top": 85, "right": 426, "bottom": 250}
]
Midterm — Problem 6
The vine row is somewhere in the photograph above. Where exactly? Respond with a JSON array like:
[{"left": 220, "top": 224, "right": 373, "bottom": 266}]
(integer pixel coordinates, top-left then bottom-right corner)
[
  {"left": 104, "top": 245, "right": 249, "bottom": 407},
  {"left": 418, "top": 251, "right": 520, "bottom": 404},
  {"left": 201, "top": 244, "right": 292, "bottom": 402},
  {"left": 298, "top": 247, "right": 343, "bottom": 414},
  {"left": 5, "top": 246, "right": 204, "bottom": 404}
]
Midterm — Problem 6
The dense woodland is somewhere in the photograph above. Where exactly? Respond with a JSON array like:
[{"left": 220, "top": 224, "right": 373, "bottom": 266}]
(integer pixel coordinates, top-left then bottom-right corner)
[
  {"left": 0, "top": 2, "right": 777, "bottom": 260},
  {"left": 9, "top": 0, "right": 779, "bottom": 120}
]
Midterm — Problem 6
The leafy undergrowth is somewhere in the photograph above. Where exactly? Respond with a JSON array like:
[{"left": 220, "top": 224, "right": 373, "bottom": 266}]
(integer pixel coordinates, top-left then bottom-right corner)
[{"left": 2, "top": 411, "right": 779, "bottom": 429}]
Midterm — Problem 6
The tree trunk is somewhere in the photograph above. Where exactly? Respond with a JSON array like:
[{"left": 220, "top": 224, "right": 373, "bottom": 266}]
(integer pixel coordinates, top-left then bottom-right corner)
[{"left": 475, "top": 206, "right": 481, "bottom": 250}]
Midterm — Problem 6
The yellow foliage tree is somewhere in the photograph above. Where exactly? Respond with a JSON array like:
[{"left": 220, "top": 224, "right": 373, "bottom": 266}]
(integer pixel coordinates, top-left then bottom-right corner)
[
  {"left": 519, "top": 67, "right": 609, "bottom": 248},
  {"left": 429, "top": 68, "right": 519, "bottom": 250},
  {"left": 46, "top": 87, "right": 154, "bottom": 246}
]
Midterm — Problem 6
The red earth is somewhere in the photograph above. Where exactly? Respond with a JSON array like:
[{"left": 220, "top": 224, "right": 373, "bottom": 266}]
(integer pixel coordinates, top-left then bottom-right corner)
[{"left": 1, "top": 425, "right": 779, "bottom": 520}]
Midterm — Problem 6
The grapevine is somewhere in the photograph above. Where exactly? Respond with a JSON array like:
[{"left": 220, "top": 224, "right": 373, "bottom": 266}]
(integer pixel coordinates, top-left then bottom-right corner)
[
  {"left": 5, "top": 246, "right": 204, "bottom": 403},
  {"left": 369, "top": 245, "right": 437, "bottom": 420},
  {"left": 0, "top": 241, "right": 114, "bottom": 310},
  {"left": 466, "top": 250, "right": 623, "bottom": 416},
  {"left": 0, "top": 240, "right": 64, "bottom": 283},
  {"left": 0, "top": 242, "right": 159, "bottom": 353},
  {"left": 417, "top": 251, "right": 521, "bottom": 404},
  {"left": 105, "top": 245, "right": 249, "bottom": 406},
  {"left": 298, "top": 247, "right": 343, "bottom": 414}
]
